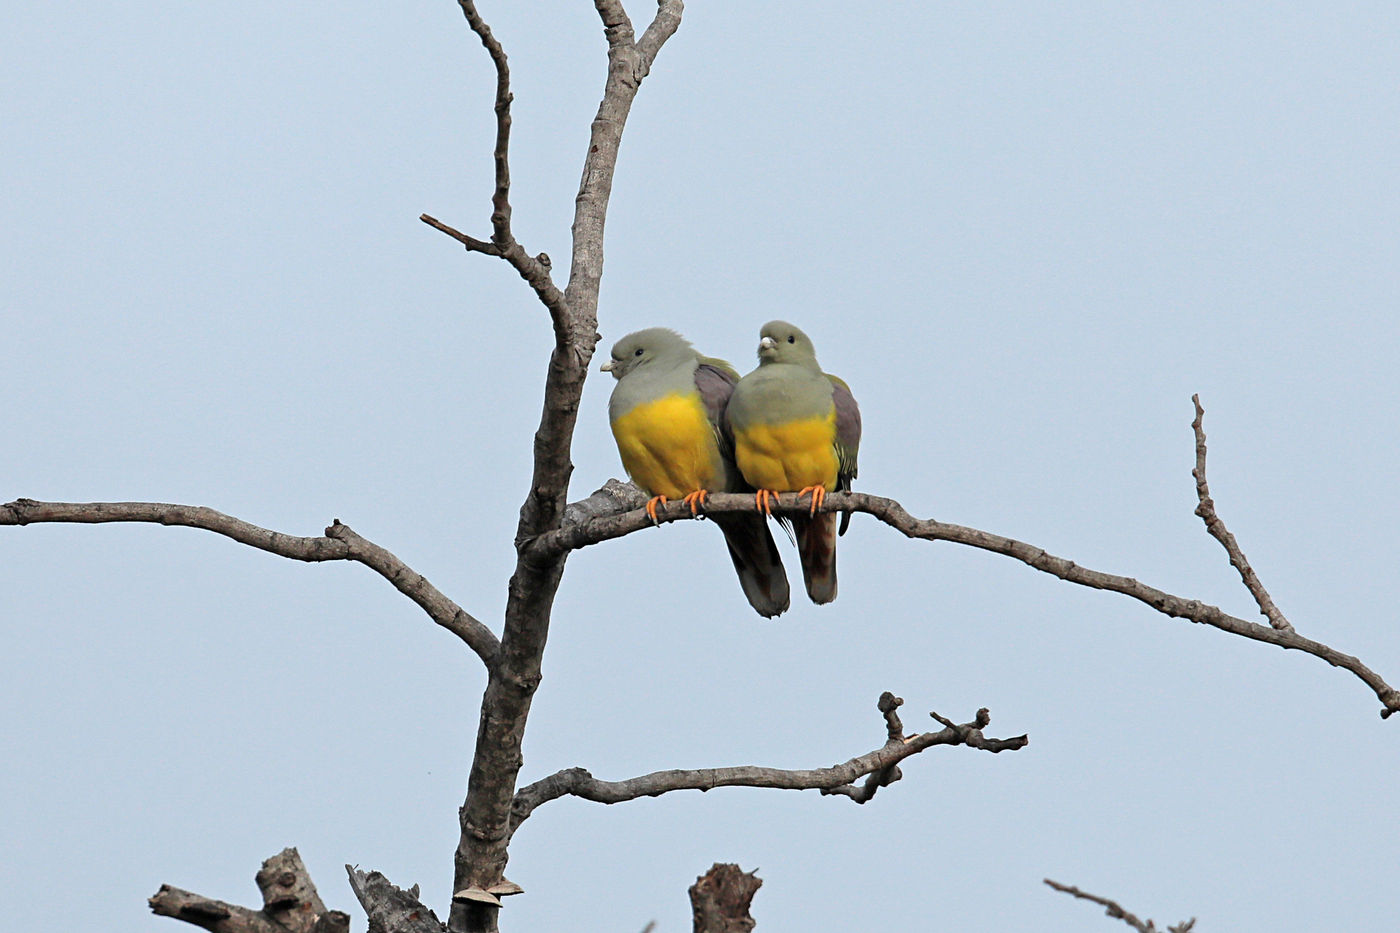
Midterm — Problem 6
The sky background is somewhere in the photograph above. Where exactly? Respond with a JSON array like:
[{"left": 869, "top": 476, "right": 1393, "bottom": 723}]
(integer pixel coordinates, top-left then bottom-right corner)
[{"left": 3, "top": 2, "right": 1399, "bottom": 931}]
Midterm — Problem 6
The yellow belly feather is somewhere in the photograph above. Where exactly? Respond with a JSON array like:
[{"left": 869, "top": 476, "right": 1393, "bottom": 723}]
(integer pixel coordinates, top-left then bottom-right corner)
[
  {"left": 611, "top": 393, "right": 720, "bottom": 500},
  {"left": 734, "top": 413, "right": 838, "bottom": 492}
]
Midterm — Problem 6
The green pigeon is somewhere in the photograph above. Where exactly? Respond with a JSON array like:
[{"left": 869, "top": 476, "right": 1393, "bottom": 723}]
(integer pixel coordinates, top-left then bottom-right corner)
[
  {"left": 724, "top": 321, "right": 861, "bottom": 604},
  {"left": 601, "top": 328, "right": 791, "bottom": 618}
]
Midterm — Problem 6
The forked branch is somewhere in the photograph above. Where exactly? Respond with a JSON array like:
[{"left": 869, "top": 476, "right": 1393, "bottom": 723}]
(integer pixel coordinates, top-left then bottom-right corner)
[
  {"left": 421, "top": 1, "right": 567, "bottom": 330},
  {"left": 0, "top": 499, "right": 500, "bottom": 667},
  {"left": 507, "top": 694, "right": 1026, "bottom": 835}
]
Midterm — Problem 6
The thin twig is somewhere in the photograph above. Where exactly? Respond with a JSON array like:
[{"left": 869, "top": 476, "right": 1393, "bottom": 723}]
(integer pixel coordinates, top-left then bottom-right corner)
[
  {"left": 420, "top": 212, "right": 498, "bottom": 254},
  {"left": 0, "top": 499, "right": 500, "bottom": 667},
  {"left": 507, "top": 695, "right": 1026, "bottom": 835},
  {"left": 455, "top": 0, "right": 514, "bottom": 248},
  {"left": 1192, "top": 394, "right": 1294, "bottom": 633},
  {"left": 1045, "top": 879, "right": 1196, "bottom": 933}
]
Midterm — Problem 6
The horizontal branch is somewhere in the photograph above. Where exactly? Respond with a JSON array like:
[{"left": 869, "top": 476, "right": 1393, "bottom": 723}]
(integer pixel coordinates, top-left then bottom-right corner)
[
  {"left": 1, "top": 499, "right": 500, "bottom": 667},
  {"left": 533, "top": 483, "right": 1400, "bottom": 718},
  {"left": 508, "top": 694, "right": 1026, "bottom": 833}
]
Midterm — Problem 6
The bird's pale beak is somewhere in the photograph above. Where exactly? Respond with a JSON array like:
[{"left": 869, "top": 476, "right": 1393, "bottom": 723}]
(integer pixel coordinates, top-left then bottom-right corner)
[
  {"left": 600, "top": 359, "right": 615, "bottom": 373},
  {"left": 758, "top": 336, "right": 778, "bottom": 352}
]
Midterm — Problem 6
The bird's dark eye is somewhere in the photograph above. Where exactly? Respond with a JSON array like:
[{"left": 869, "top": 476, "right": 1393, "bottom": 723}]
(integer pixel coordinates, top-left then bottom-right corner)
[
  {"left": 786, "top": 335, "right": 795, "bottom": 344},
  {"left": 634, "top": 348, "right": 644, "bottom": 357}
]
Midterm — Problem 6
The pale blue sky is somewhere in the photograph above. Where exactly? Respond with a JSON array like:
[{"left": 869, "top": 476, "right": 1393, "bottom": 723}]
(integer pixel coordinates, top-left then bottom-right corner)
[{"left": 4, "top": 3, "right": 1399, "bottom": 931}]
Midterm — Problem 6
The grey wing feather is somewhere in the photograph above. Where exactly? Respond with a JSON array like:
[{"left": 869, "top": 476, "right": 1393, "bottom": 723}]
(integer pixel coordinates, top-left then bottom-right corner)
[
  {"left": 694, "top": 362, "right": 739, "bottom": 460},
  {"left": 829, "top": 376, "right": 861, "bottom": 490},
  {"left": 828, "top": 375, "right": 861, "bottom": 535}
]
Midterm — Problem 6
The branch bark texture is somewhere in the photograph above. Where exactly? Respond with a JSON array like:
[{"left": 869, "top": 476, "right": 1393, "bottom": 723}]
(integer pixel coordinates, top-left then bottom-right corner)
[{"left": 346, "top": 867, "right": 448, "bottom": 933}]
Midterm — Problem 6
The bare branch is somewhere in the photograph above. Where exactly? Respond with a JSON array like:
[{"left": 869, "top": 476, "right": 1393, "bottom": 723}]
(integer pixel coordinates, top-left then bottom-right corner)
[
  {"left": 563, "top": 478, "right": 648, "bottom": 526},
  {"left": 151, "top": 848, "right": 349, "bottom": 933},
  {"left": 420, "top": 212, "right": 499, "bottom": 255},
  {"left": 533, "top": 484, "right": 1400, "bottom": 718},
  {"left": 455, "top": 0, "right": 514, "bottom": 248},
  {"left": 1191, "top": 394, "right": 1294, "bottom": 633},
  {"left": 1045, "top": 879, "right": 1196, "bottom": 933},
  {"left": 325, "top": 520, "right": 500, "bottom": 664},
  {"left": 507, "top": 696, "right": 1026, "bottom": 833},
  {"left": 636, "top": 1, "right": 685, "bottom": 76},
  {"left": 0, "top": 499, "right": 500, "bottom": 667}
]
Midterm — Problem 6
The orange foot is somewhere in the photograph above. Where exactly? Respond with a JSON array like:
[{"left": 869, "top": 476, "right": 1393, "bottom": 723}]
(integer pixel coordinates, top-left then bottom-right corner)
[
  {"left": 682, "top": 489, "right": 708, "bottom": 517},
  {"left": 797, "top": 484, "right": 827, "bottom": 517},
  {"left": 645, "top": 495, "right": 668, "bottom": 524},
  {"left": 754, "top": 488, "right": 779, "bottom": 517}
]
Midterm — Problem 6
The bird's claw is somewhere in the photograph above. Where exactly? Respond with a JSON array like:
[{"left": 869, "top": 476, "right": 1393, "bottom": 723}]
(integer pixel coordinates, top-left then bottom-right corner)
[
  {"left": 645, "top": 495, "right": 668, "bottom": 524},
  {"left": 754, "top": 489, "right": 778, "bottom": 517},
  {"left": 682, "top": 489, "right": 708, "bottom": 517},
  {"left": 797, "top": 485, "right": 827, "bottom": 516}
]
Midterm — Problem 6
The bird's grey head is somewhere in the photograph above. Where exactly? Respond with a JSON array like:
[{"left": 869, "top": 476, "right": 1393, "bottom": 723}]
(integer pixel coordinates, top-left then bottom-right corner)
[
  {"left": 756, "top": 320, "right": 819, "bottom": 368},
  {"left": 600, "top": 327, "right": 693, "bottom": 380}
]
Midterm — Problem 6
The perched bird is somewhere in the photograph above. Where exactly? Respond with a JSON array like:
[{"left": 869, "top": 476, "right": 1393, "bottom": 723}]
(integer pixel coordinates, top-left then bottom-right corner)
[
  {"left": 725, "top": 321, "right": 861, "bottom": 604},
  {"left": 601, "top": 328, "right": 791, "bottom": 618}
]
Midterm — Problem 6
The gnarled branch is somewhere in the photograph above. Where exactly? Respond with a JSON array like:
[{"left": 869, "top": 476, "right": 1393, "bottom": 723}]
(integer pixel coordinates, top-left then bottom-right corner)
[
  {"left": 0, "top": 499, "right": 499, "bottom": 667},
  {"left": 507, "top": 694, "right": 1026, "bottom": 835},
  {"left": 150, "top": 848, "right": 349, "bottom": 933}
]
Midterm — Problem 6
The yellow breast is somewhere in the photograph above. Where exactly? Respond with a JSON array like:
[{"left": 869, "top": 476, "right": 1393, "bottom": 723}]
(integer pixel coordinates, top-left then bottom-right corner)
[
  {"left": 734, "top": 413, "right": 838, "bottom": 492},
  {"left": 610, "top": 393, "right": 721, "bottom": 500}
]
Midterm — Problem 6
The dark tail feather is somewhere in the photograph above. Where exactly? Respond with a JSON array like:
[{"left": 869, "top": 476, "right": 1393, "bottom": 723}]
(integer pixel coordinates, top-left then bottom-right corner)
[
  {"left": 713, "top": 514, "right": 791, "bottom": 618},
  {"left": 793, "top": 512, "right": 838, "bottom": 604}
]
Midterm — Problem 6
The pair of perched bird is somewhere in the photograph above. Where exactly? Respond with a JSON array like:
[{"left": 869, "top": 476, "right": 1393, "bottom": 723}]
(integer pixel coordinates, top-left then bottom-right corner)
[{"left": 602, "top": 321, "right": 861, "bottom": 619}]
